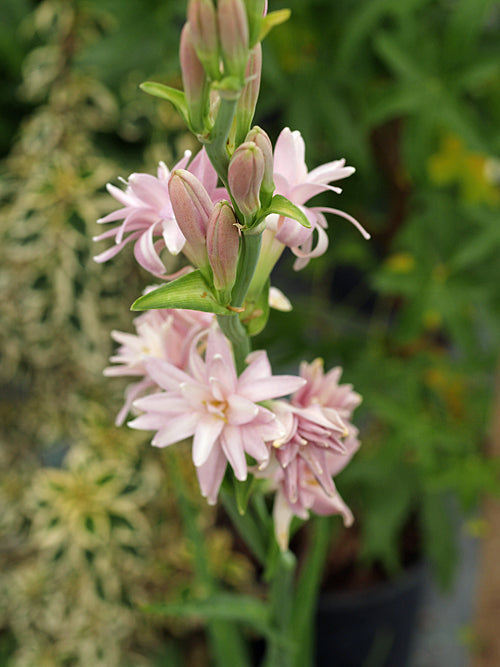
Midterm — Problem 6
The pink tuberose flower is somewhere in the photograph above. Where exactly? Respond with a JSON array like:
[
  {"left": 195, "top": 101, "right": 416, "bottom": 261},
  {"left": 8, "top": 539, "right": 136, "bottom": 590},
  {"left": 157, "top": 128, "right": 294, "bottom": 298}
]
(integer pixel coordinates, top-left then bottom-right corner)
[
  {"left": 128, "top": 325, "right": 306, "bottom": 504},
  {"left": 105, "top": 307, "right": 213, "bottom": 425},
  {"left": 266, "top": 359, "right": 362, "bottom": 549},
  {"left": 94, "top": 149, "right": 227, "bottom": 276},
  {"left": 270, "top": 127, "right": 370, "bottom": 269}
]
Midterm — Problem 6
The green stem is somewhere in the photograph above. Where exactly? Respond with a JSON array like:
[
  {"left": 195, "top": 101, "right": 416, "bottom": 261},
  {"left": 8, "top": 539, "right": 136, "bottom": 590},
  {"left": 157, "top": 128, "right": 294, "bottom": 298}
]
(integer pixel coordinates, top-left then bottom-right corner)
[
  {"left": 220, "top": 488, "right": 268, "bottom": 565},
  {"left": 216, "top": 313, "right": 250, "bottom": 374},
  {"left": 204, "top": 96, "right": 238, "bottom": 186},
  {"left": 262, "top": 550, "right": 297, "bottom": 667},
  {"left": 291, "top": 517, "right": 335, "bottom": 667},
  {"left": 168, "top": 452, "right": 250, "bottom": 667},
  {"left": 217, "top": 231, "right": 262, "bottom": 373}
]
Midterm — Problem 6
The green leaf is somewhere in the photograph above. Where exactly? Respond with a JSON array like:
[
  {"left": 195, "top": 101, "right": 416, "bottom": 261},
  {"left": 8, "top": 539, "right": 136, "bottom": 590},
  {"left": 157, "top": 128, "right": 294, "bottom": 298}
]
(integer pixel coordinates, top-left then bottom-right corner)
[
  {"left": 421, "top": 492, "right": 457, "bottom": 589},
  {"left": 234, "top": 474, "right": 255, "bottom": 515},
  {"left": 144, "top": 593, "right": 270, "bottom": 632},
  {"left": 258, "top": 9, "right": 291, "bottom": 42},
  {"left": 131, "top": 270, "right": 231, "bottom": 315},
  {"left": 241, "top": 279, "right": 270, "bottom": 337},
  {"left": 260, "top": 194, "right": 311, "bottom": 228},
  {"left": 140, "top": 82, "right": 190, "bottom": 127}
]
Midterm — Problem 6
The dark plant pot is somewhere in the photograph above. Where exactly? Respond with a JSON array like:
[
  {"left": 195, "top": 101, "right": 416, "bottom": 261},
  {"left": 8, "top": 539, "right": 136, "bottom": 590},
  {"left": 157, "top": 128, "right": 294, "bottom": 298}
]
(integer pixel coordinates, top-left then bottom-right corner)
[{"left": 315, "top": 562, "right": 427, "bottom": 667}]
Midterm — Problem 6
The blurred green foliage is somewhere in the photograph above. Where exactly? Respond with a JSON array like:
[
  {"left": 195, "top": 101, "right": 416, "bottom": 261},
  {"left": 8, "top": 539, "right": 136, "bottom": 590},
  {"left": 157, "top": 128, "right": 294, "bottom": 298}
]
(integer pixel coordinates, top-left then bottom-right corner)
[{"left": 0, "top": 0, "right": 499, "bottom": 664}]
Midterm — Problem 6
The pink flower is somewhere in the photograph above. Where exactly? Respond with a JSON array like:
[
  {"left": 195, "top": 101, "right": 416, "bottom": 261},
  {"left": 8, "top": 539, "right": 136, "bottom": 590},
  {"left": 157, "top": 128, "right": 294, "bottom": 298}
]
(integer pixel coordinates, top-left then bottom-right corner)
[
  {"left": 105, "top": 307, "right": 213, "bottom": 425},
  {"left": 93, "top": 149, "right": 227, "bottom": 276},
  {"left": 128, "top": 325, "right": 306, "bottom": 504},
  {"left": 265, "top": 359, "right": 362, "bottom": 549},
  {"left": 270, "top": 127, "right": 370, "bottom": 269}
]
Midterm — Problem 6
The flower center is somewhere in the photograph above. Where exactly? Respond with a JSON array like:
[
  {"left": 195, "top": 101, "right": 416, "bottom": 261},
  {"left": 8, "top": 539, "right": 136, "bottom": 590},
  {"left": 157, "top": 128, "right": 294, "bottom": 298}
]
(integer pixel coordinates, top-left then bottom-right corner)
[{"left": 205, "top": 398, "right": 228, "bottom": 421}]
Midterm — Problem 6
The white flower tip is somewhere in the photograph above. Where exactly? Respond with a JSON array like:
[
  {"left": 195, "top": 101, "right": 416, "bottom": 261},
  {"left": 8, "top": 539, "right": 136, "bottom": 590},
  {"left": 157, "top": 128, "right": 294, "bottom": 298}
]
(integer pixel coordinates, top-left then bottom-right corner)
[{"left": 269, "top": 287, "right": 292, "bottom": 312}]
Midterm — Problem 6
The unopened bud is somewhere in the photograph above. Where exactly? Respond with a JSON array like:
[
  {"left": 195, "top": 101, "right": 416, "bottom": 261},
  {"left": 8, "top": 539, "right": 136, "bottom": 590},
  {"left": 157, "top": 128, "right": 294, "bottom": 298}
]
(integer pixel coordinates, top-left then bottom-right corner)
[
  {"left": 180, "top": 23, "right": 209, "bottom": 133},
  {"left": 217, "top": 0, "right": 250, "bottom": 79},
  {"left": 169, "top": 169, "right": 213, "bottom": 272},
  {"left": 207, "top": 201, "right": 240, "bottom": 300},
  {"left": 235, "top": 43, "right": 262, "bottom": 144},
  {"left": 228, "top": 141, "right": 265, "bottom": 223},
  {"left": 187, "top": 0, "right": 220, "bottom": 81},
  {"left": 244, "top": 0, "right": 267, "bottom": 46},
  {"left": 245, "top": 125, "right": 274, "bottom": 206}
]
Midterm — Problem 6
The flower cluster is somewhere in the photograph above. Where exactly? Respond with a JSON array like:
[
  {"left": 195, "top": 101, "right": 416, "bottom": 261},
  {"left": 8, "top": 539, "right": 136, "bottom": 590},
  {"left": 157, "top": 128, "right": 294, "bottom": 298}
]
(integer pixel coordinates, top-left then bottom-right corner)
[
  {"left": 98, "top": 0, "right": 367, "bottom": 550},
  {"left": 107, "top": 313, "right": 361, "bottom": 548}
]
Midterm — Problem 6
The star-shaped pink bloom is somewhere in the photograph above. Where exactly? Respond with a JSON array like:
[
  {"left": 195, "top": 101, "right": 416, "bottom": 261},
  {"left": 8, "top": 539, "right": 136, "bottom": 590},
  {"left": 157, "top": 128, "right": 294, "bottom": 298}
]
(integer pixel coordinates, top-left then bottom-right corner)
[
  {"left": 128, "top": 326, "right": 306, "bottom": 504},
  {"left": 270, "top": 127, "right": 370, "bottom": 269},
  {"left": 93, "top": 148, "right": 227, "bottom": 276}
]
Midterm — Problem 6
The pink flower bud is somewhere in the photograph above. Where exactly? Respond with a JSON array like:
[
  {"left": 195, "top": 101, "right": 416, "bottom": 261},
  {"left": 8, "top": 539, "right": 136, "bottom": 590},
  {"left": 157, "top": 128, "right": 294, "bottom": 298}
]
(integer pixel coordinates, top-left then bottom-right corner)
[
  {"left": 228, "top": 141, "right": 265, "bottom": 222},
  {"left": 235, "top": 43, "right": 262, "bottom": 143},
  {"left": 187, "top": 0, "right": 220, "bottom": 81},
  {"left": 206, "top": 201, "right": 240, "bottom": 297},
  {"left": 180, "top": 23, "right": 209, "bottom": 132},
  {"left": 245, "top": 125, "right": 274, "bottom": 204},
  {"left": 217, "top": 0, "right": 249, "bottom": 79},
  {"left": 168, "top": 169, "right": 213, "bottom": 271}
]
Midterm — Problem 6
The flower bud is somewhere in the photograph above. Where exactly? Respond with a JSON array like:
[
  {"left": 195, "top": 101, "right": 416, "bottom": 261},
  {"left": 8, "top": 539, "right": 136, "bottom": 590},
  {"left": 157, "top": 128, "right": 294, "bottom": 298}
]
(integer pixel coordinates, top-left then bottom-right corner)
[
  {"left": 217, "top": 0, "right": 250, "bottom": 79},
  {"left": 206, "top": 201, "right": 240, "bottom": 300},
  {"left": 235, "top": 43, "right": 262, "bottom": 144},
  {"left": 168, "top": 169, "right": 213, "bottom": 272},
  {"left": 228, "top": 141, "right": 265, "bottom": 223},
  {"left": 187, "top": 0, "right": 220, "bottom": 81},
  {"left": 180, "top": 23, "right": 209, "bottom": 132},
  {"left": 245, "top": 125, "right": 274, "bottom": 206},
  {"left": 244, "top": 0, "right": 267, "bottom": 46}
]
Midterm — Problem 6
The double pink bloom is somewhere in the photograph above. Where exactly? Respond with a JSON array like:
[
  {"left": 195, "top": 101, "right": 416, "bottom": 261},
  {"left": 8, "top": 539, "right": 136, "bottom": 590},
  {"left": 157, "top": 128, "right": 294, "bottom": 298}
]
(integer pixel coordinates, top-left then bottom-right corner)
[
  {"left": 127, "top": 325, "right": 306, "bottom": 504},
  {"left": 267, "top": 359, "right": 362, "bottom": 549}
]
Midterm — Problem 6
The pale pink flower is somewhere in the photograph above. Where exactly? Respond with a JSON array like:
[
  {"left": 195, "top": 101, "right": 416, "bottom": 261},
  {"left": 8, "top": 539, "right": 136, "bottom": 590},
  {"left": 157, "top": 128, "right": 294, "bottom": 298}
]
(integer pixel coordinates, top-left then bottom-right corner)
[
  {"left": 93, "top": 149, "right": 227, "bottom": 276},
  {"left": 128, "top": 326, "right": 306, "bottom": 504},
  {"left": 270, "top": 127, "right": 370, "bottom": 269},
  {"left": 105, "top": 307, "right": 213, "bottom": 425},
  {"left": 265, "top": 359, "right": 362, "bottom": 548}
]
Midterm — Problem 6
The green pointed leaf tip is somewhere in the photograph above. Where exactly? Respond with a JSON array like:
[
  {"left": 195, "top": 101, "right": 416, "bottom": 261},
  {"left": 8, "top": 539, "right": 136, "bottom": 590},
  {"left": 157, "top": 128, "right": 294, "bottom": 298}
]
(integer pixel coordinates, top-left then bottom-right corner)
[
  {"left": 131, "top": 270, "right": 231, "bottom": 315},
  {"left": 264, "top": 194, "right": 311, "bottom": 228},
  {"left": 258, "top": 9, "right": 292, "bottom": 42},
  {"left": 139, "top": 82, "right": 190, "bottom": 125},
  {"left": 234, "top": 474, "right": 255, "bottom": 515}
]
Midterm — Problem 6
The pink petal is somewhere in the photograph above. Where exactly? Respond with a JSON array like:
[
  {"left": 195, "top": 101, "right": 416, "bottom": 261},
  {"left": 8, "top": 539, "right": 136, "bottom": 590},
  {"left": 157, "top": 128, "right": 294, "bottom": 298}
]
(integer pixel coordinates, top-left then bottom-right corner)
[
  {"left": 220, "top": 425, "right": 247, "bottom": 481},
  {"left": 162, "top": 218, "right": 186, "bottom": 255},
  {"left": 274, "top": 128, "right": 307, "bottom": 186},
  {"left": 93, "top": 232, "right": 140, "bottom": 263},
  {"left": 134, "top": 223, "right": 167, "bottom": 275},
  {"left": 226, "top": 394, "right": 259, "bottom": 425},
  {"left": 312, "top": 206, "right": 371, "bottom": 240},
  {"left": 115, "top": 378, "right": 154, "bottom": 426},
  {"left": 238, "top": 350, "right": 271, "bottom": 385},
  {"left": 241, "top": 427, "right": 269, "bottom": 463},
  {"left": 144, "top": 358, "right": 192, "bottom": 390},
  {"left": 151, "top": 412, "right": 199, "bottom": 447},
  {"left": 192, "top": 416, "right": 225, "bottom": 466},
  {"left": 128, "top": 173, "right": 169, "bottom": 210},
  {"left": 240, "top": 375, "right": 306, "bottom": 403},
  {"left": 196, "top": 444, "right": 227, "bottom": 505}
]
